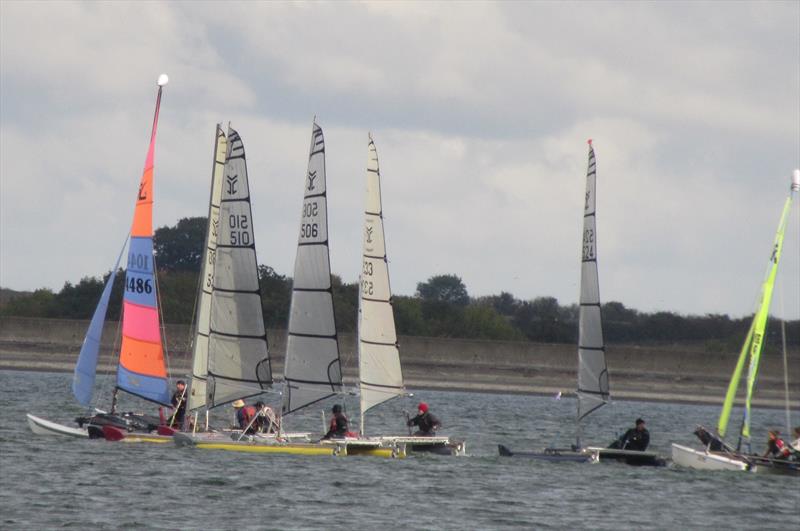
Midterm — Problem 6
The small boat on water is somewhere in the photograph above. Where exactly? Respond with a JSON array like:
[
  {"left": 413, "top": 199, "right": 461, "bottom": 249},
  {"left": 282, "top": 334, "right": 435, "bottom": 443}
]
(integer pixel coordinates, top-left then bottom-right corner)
[
  {"left": 671, "top": 170, "right": 800, "bottom": 476},
  {"left": 26, "top": 75, "right": 180, "bottom": 441},
  {"left": 498, "top": 141, "right": 663, "bottom": 466},
  {"left": 356, "top": 135, "right": 464, "bottom": 456}
]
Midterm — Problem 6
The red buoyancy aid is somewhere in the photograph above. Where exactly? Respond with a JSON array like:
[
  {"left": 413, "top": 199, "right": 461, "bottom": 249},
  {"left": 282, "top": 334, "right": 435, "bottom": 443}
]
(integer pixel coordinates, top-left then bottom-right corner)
[
  {"left": 241, "top": 405, "right": 257, "bottom": 426},
  {"left": 774, "top": 438, "right": 790, "bottom": 458}
]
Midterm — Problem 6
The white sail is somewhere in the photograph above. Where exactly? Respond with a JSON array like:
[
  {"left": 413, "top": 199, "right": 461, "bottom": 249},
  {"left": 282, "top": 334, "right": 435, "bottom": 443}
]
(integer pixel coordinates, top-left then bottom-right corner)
[
  {"left": 188, "top": 126, "right": 227, "bottom": 411},
  {"left": 282, "top": 121, "right": 343, "bottom": 414},
  {"left": 206, "top": 127, "right": 272, "bottom": 408},
  {"left": 576, "top": 141, "right": 609, "bottom": 422},
  {"left": 359, "top": 137, "right": 404, "bottom": 426}
]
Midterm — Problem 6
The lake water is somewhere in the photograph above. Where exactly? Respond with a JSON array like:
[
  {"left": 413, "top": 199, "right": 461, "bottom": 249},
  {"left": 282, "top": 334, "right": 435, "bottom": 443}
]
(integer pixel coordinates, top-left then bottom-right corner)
[{"left": 1, "top": 370, "right": 797, "bottom": 529}]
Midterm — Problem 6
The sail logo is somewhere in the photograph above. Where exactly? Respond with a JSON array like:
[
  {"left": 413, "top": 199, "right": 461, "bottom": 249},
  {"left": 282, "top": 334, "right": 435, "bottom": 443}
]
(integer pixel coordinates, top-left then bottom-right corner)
[
  {"left": 770, "top": 243, "right": 779, "bottom": 264},
  {"left": 138, "top": 182, "right": 147, "bottom": 201},
  {"left": 366, "top": 226, "right": 374, "bottom": 243},
  {"left": 227, "top": 174, "right": 239, "bottom": 195},
  {"left": 307, "top": 171, "right": 317, "bottom": 191}
]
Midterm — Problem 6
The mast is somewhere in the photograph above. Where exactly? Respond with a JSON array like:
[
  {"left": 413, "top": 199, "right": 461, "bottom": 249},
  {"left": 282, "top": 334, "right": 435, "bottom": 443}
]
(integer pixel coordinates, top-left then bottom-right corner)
[
  {"left": 205, "top": 126, "right": 272, "bottom": 408},
  {"left": 115, "top": 74, "right": 172, "bottom": 406},
  {"left": 575, "top": 139, "right": 609, "bottom": 448},
  {"left": 358, "top": 135, "right": 404, "bottom": 435},
  {"left": 282, "top": 119, "right": 343, "bottom": 415},
  {"left": 187, "top": 125, "right": 227, "bottom": 411}
]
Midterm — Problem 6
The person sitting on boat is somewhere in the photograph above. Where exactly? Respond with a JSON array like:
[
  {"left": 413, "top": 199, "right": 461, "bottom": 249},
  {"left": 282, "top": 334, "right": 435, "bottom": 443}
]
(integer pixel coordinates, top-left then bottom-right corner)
[
  {"left": 252, "top": 401, "right": 278, "bottom": 434},
  {"left": 609, "top": 418, "right": 650, "bottom": 451},
  {"left": 763, "top": 430, "right": 791, "bottom": 460},
  {"left": 407, "top": 402, "right": 441, "bottom": 436},
  {"left": 233, "top": 399, "right": 258, "bottom": 434},
  {"left": 169, "top": 380, "right": 187, "bottom": 428},
  {"left": 322, "top": 404, "right": 349, "bottom": 439}
]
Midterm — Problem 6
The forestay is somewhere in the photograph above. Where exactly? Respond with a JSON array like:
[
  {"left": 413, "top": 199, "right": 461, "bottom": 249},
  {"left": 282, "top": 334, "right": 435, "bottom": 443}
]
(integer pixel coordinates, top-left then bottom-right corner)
[
  {"left": 576, "top": 141, "right": 609, "bottom": 422},
  {"left": 206, "top": 127, "right": 272, "bottom": 408},
  {"left": 188, "top": 126, "right": 227, "bottom": 411},
  {"left": 359, "top": 137, "right": 404, "bottom": 425},
  {"left": 282, "top": 121, "right": 343, "bottom": 414}
]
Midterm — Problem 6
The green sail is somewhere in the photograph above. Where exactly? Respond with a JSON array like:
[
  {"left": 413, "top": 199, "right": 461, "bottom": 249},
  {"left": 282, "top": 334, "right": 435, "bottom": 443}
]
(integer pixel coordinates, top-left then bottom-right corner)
[{"left": 717, "top": 191, "right": 795, "bottom": 440}]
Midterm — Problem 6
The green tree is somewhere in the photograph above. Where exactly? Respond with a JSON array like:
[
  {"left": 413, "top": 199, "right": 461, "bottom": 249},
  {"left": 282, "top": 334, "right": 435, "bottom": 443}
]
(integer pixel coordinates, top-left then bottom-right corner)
[
  {"left": 259, "top": 265, "right": 292, "bottom": 329},
  {"left": 153, "top": 217, "right": 206, "bottom": 272},
  {"left": 416, "top": 274, "right": 470, "bottom": 306}
]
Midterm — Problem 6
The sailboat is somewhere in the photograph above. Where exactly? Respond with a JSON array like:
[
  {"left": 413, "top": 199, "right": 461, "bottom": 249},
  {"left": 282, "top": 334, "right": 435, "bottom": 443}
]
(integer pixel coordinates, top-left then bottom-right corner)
[
  {"left": 175, "top": 121, "right": 397, "bottom": 457},
  {"left": 27, "top": 75, "right": 175, "bottom": 441},
  {"left": 498, "top": 140, "right": 663, "bottom": 465},
  {"left": 356, "top": 135, "right": 464, "bottom": 456},
  {"left": 671, "top": 170, "right": 800, "bottom": 474}
]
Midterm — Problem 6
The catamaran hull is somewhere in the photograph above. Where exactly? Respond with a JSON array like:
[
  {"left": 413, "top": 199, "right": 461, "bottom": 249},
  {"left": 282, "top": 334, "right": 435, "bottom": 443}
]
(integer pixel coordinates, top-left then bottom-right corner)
[
  {"left": 588, "top": 447, "right": 667, "bottom": 467},
  {"left": 27, "top": 414, "right": 89, "bottom": 438},
  {"left": 671, "top": 443, "right": 749, "bottom": 471},
  {"left": 378, "top": 436, "right": 466, "bottom": 456},
  {"left": 174, "top": 433, "right": 404, "bottom": 458},
  {"left": 498, "top": 445, "right": 599, "bottom": 462}
]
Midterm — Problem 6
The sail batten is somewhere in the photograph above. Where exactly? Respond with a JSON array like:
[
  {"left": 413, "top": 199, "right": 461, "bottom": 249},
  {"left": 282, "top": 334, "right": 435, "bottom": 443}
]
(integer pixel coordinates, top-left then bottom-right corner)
[
  {"left": 576, "top": 141, "right": 609, "bottom": 423},
  {"left": 358, "top": 137, "right": 404, "bottom": 430},
  {"left": 116, "top": 85, "right": 171, "bottom": 406},
  {"left": 282, "top": 122, "right": 343, "bottom": 415},
  {"left": 204, "top": 127, "right": 272, "bottom": 408}
]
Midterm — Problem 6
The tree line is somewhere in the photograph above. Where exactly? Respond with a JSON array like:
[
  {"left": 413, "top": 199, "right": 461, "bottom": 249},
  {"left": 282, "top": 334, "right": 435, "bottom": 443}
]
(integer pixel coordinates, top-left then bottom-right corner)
[{"left": 2, "top": 217, "right": 797, "bottom": 350}]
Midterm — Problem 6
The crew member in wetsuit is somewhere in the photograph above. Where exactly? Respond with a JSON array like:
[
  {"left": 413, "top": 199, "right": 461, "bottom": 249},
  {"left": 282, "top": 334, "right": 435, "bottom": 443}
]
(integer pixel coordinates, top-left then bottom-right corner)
[
  {"left": 763, "top": 430, "right": 791, "bottom": 459},
  {"left": 233, "top": 399, "right": 258, "bottom": 434},
  {"left": 170, "top": 380, "right": 187, "bottom": 428},
  {"left": 407, "top": 402, "right": 441, "bottom": 436},
  {"left": 609, "top": 418, "right": 650, "bottom": 451},
  {"left": 323, "top": 404, "right": 349, "bottom": 439}
]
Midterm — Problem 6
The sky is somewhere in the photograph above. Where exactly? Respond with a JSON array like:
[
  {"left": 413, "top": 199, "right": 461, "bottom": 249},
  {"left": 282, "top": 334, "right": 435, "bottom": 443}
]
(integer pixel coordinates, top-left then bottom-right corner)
[{"left": 1, "top": 1, "right": 799, "bottom": 319}]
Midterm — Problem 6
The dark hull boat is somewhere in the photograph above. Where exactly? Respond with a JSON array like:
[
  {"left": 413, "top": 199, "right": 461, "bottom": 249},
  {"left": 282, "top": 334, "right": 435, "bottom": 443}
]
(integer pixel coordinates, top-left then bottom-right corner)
[{"left": 497, "top": 142, "right": 665, "bottom": 467}]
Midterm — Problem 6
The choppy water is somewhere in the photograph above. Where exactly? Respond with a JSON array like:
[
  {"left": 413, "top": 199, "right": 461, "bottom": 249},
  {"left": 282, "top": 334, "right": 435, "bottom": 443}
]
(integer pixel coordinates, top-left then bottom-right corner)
[{"left": 1, "top": 370, "right": 798, "bottom": 530}]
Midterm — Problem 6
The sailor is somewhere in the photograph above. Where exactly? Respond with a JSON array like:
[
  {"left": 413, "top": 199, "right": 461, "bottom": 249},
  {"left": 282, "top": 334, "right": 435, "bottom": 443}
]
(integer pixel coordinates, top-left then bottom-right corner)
[
  {"left": 170, "top": 380, "right": 187, "bottom": 428},
  {"left": 610, "top": 418, "right": 650, "bottom": 451},
  {"left": 252, "top": 401, "right": 277, "bottom": 434},
  {"left": 763, "top": 430, "right": 791, "bottom": 459},
  {"left": 233, "top": 399, "right": 258, "bottom": 433},
  {"left": 407, "top": 402, "right": 441, "bottom": 436},
  {"left": 322, "top": 404, "right": 349, "bottom": 439}
]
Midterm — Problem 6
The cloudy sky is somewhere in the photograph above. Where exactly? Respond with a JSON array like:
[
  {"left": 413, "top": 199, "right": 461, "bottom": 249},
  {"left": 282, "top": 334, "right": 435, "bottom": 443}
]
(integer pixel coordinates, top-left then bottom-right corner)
[{"left": 1, "top": 1, "right": 799, "bottom": 319}]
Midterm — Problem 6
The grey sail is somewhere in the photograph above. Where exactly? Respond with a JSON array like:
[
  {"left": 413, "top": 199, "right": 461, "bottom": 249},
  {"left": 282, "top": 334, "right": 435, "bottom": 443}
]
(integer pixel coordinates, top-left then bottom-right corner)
[
  {"left": 206, "top": 127, "right": 272, "bottom": 408},
  {"left": 576, "top": 141, "right": 609, "bottom": 422},
  {"left": 282, "top": 121, "right": 343, "bottom": 414},
  {"left": 188, "top": 125, "right": 226, "bottom": 411},
  {"left": 358, "top": 136, "right": 403, "bottom": 428}
]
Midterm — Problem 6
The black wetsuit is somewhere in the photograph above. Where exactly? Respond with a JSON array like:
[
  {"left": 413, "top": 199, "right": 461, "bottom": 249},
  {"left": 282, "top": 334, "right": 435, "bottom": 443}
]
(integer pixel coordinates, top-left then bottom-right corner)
[
  {"left": 171, "top": 391, "right": 186, "bottom": 427},
  {"left": 323, "top": 413, "right": 349, "bottom": 439},
  {"left": 407, "top": 412, "right": 441, "bottom": 436},
  {"left": 613, "top": 427, "right": 650, "bottom": 451}
]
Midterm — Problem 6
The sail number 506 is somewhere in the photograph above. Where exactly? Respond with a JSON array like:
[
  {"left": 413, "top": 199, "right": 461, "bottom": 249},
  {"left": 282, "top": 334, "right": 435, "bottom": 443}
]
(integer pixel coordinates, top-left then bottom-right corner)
[{"left": 300, "top": 223, "right": 319, "bottom": 238}]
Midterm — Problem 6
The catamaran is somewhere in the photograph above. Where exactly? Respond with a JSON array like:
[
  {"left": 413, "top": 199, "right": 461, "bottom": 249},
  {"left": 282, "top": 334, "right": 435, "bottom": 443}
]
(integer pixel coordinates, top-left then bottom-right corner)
[
  {"left": 356, "top": 135, "right": 464, "bottom": 456},
  {"left": 498, "top": 140, "right": 663, "bottom": 466},
  {"left": 27, "top": 75, "right": 176, "bottom": 442},
  {"left": 671, "top": 170, "right": 800, "bottom": 474}
]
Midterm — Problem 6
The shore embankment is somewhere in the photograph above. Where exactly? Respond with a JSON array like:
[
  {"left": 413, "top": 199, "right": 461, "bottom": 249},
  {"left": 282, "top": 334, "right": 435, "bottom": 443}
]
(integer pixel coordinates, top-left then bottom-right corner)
[{"left": 1, "top": 316, "right": 797, "bottom": 408}]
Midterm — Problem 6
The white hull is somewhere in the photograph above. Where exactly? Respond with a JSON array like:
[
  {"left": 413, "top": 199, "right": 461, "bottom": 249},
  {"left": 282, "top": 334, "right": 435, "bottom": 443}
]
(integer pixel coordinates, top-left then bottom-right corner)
[
  {"left": 27, "top": 413, "right": 89, "bottom": 438},
  {"left": 671, "top": 443, "right": 749, "bottom": 471}
]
